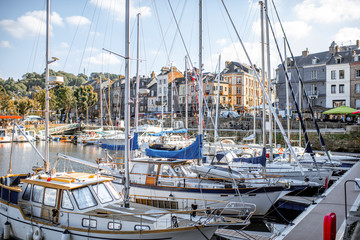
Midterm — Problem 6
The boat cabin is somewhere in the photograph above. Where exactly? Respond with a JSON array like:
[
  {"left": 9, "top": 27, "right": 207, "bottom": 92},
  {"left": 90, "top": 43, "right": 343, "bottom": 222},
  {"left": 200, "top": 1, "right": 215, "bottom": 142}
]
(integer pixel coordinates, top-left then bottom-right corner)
[
  {"left": 1, "top": 173, "right": 121, "bottom": 224},
  {"left": 130, "top": 158, "right": 224, "bottom": 189}
]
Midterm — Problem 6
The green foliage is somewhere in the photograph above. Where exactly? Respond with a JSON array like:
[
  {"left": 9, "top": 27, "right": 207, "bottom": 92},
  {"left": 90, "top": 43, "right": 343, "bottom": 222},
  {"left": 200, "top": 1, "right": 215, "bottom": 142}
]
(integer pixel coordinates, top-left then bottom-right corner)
[
  {"left": 0, "top": 86, "right": 11, "bottom": 114},
  {"left": 14, "top": 97, "right": 38, "bottom": 117},
  {"left": 74, "top": 85, "right": 98, "bottom": 112},
  {"left": 33, "top": 89, "right": 57, "bottom": 111}
]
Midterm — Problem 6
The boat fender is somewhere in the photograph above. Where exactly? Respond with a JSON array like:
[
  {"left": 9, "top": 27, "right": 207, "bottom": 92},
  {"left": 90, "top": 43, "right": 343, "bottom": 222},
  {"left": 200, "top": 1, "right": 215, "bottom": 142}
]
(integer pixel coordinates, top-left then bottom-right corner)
[
  {"left": 61, "top": 229, "right": 71, "bottom": 240},
  {"left": 26, "top": 228, "right": 33, "bottom": 240},
  {"left": 3, "top": 221, "right": 10, "bottom": 240},
  {"left": 33, "top": 226, "right": 43, "bottom": 240}
]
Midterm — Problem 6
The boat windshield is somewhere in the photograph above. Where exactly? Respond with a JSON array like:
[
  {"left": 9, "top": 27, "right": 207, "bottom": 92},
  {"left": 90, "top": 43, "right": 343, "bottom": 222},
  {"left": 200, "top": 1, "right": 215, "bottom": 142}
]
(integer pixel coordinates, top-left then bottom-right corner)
[
  {"left": 72, "top": 186, "right": 97, "bottom": 210},
  {"left": 0, "top": 131, "right": 5, "bottom": 137},
  {"left": 104, "top": 182, "right": 120, "bottom": 200},
  {"left": 91, "top": 183, "right": 113, "bottom": 204}
]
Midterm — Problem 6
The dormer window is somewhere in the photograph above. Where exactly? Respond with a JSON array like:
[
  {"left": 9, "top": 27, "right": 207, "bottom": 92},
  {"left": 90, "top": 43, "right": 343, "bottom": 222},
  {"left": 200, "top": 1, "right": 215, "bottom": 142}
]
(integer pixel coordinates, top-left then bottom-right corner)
[
  {"left": 355, "top": 55, "right": 359, "bottom": 62},
  {"left": 312, "top": 57, "right": 319, "bottom": 64}
]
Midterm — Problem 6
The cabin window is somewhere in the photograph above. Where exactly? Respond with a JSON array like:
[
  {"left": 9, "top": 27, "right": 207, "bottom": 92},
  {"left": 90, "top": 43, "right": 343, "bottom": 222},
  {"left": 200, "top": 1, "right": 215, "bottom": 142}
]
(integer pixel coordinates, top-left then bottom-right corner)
[
  {"left": 104, "top": 182, "right": 120, "bottom": 200},
  {"left": 72, "top": 187, "right": 97, "bottom": 210},
  {"left": 32, "top": 185, "right": 44, "bottom": 203},
  {"left": 22, "top": 184, "right": 32, "bottom": 201},
  {"left": 61, "top": 190, "right": 74, "bottom": 210},
  {"left": 148, "top": 164, "right": 158, "bottom": 176},
  {"left": 44, "top": 188, "right": 57, "bottom": 207},
  {"left": 92, "top": 183, "right": 113, "bottom": 204},
  {"left": 108, "top": 222, "right": 122, "bottom": 230},
  {"left": 160, "top": 165, "right": 173, "bottom": 177},
  {"left": 0, "top": 131, "right": 5, "bottom": 137},
  {"left": 131, "top": 163, "right": 147, "bottom": 175}
]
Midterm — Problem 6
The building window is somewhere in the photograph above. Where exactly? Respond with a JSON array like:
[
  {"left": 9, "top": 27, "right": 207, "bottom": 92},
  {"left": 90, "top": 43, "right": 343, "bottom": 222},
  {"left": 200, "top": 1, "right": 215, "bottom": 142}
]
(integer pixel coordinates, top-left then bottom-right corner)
[
  {"left": 339, "top": 84, "right": 344, "bottom": 93},
  {"left": 333, "top": 100, "right": 345, "bottom": 108},
  {"left": 356, "top": 70, "right": 360, "bottom": 78},
  {"left": 237, "top": 87, "right": 241, "bottom": 94},
  {"left": 356, "top": 99, "right": 360, "bottom": 108},
  {"left": 237, "top": 77, "right": 241, "bottom": 83},
  {"left": 331, "top": 85, "right": 336, "bottom": 94},
  {"left": 339, "top": 70, "right": 344, "bottom": 79},
  {"left": 336, "top": 58, "right": 342, "bottom": 64},
  {"left": 229, "top": 87, "right": 231, "bottom": 94},
  {"left": 331, "top": 70, "right": 336, "bottom": 80},
  {"left": 220, "top": 86, "right": 223, "bottom": 91},
  {"left": 311, "top": 70, "right": 317, "bottom": 80},
  {"left": 236, "top": 97, "right": 241, "bottom": 104},
  {"left": 356, "top": 84, "right": 360, "bottom": 94}
]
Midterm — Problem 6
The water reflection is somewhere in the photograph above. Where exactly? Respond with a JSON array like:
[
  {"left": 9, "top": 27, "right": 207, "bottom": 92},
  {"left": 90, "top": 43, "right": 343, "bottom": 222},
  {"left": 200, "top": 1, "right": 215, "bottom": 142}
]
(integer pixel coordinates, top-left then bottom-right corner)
[{"left": 0, "top": 142, "right": 106, "bottom": 175}]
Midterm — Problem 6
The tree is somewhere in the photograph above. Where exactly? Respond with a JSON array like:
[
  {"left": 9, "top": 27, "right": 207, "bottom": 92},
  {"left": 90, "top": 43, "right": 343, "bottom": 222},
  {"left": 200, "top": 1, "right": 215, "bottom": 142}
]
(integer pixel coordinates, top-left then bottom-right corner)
[
  {"left": 0, "top": 86, "right": 11, "bottom": 114},
  {"left": 74, "top": 85, "right": 97, "bottom": 124},
  {"left": 33, "top": 89, "right": 57, "bottom": 112},
  {"left": 55, "top": 85, "right": 75, "bottom": 122},
  {"left": 15, "top": 97, "right": 36, "bottom": 117}
]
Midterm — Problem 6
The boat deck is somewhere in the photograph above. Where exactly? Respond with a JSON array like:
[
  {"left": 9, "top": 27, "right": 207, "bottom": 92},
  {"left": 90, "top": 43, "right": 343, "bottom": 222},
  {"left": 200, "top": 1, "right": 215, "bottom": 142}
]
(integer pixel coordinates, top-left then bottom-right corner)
[{"left": 276, "top": 161, "right": 360, "bottom": 240}]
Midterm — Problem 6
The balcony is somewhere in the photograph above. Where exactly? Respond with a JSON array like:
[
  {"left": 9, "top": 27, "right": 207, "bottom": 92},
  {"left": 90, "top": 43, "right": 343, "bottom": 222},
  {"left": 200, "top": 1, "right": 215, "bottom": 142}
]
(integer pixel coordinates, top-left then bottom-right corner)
[{"left": 309, "top": 90, "right": 319, "bottom": 99}]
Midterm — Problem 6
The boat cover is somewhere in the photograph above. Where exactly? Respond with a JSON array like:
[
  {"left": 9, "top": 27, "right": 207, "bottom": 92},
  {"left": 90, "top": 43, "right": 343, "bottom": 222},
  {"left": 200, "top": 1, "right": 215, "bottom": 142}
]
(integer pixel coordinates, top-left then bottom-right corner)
[
  {"left": 145, "top": 134, "right": 202, "bottom": 159},
  {"left": 101, "top": 133, "right": 139, "bottom": 151},
  {"left": 149, "top": 128, "right": 187, "bottom": 136},
  {"left": 232, "top": 147, "right": 267, "bottom": 166}
]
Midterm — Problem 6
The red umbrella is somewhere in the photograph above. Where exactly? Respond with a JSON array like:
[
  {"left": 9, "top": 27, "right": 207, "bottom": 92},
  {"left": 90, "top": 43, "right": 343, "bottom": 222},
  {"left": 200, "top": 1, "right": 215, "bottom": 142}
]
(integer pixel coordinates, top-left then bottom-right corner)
[{"left": 353, "top": 110, "right": 360, "bottom": 114}]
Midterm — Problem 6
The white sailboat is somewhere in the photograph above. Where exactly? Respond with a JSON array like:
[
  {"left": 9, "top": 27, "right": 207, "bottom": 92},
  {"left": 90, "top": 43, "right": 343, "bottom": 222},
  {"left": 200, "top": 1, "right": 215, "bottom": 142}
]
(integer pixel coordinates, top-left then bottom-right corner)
[{"left": 0, "top": 1, "right": 225, "bottom": 239}]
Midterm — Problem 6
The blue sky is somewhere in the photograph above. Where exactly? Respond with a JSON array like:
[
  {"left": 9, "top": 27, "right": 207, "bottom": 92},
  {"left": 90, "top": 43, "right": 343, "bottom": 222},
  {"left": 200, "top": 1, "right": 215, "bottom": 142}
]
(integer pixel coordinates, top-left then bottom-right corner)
[{"left": 1, "top": 0, "right": 360, "bottom": 81}]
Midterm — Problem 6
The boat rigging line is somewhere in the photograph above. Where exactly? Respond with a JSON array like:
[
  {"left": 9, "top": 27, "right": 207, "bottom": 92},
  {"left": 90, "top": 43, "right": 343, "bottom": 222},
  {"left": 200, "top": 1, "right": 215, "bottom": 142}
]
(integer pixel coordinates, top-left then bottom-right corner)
[
  {"left": 270, "top": 0, "right": 333, "bottom": 165},
  {"left": 264, "top": 8, "right": 321, "bottom": 178},
  {"left": 220, "top": 0, "right": 305, "bottom": 177}
]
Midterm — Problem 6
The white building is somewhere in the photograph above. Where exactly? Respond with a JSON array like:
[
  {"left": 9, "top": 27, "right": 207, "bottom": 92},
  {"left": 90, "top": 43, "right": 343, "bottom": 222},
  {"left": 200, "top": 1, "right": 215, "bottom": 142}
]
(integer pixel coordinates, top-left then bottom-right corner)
[{"left": 326, "top": 53, "right": 351, "bottom": 108}]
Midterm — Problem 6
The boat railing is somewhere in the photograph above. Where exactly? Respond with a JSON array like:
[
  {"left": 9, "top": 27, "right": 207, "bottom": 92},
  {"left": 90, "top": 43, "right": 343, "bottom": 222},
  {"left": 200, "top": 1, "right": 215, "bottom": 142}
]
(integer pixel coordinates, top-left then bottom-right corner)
[
  {"left": 129, "top": 172, "right": 285, "bottom": 185},
  {"left": 16, "top": 200, "right": 252, "bottom": 229}
]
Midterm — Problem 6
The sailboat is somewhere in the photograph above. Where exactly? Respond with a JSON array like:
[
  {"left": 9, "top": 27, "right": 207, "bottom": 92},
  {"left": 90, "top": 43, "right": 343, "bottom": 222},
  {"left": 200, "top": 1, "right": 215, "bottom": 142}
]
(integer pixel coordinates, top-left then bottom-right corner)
[{"left": 0, "top": 1, "right": 227, "bottom": 239}]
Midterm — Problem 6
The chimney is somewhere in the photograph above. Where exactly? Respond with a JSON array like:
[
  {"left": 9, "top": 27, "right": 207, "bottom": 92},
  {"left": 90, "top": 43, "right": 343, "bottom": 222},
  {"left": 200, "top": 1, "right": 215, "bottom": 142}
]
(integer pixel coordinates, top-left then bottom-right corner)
[
  {"left": 151, "top": 71, "right": 155, "bottom": 78},
  {"left": 329, "top": 41, "right": 337, "bottom": 54},
  {"left": 335, "top": 45, "right": 340, "bottom": 53},
  {"left": 302, "top": 48, "right": 309, "bottom": 57},
  {"left": 357, "top": 40, "right": 360, "bottom": 48}
]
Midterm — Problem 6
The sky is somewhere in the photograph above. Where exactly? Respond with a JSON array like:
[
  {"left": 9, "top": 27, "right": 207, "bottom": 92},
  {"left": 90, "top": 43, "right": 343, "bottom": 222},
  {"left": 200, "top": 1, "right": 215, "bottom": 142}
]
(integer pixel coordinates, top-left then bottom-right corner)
[{"left": 1, "top": 0, "right": 360, "bottom": 81}]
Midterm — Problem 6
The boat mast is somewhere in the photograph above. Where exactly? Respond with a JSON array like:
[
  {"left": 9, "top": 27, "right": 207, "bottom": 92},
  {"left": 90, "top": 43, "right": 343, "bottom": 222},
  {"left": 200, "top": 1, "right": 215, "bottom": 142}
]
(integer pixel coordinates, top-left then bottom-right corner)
[
  {"left": 135, "top": 13, "right": 140, "bottom": 132},
  {"left": 124, "top": 0, "right": 130, "bottom": 208},
  {"left": 265, "top": 0, "right": 273, "bottom": 161},
  {"left": 260, "top": 1, "right": 266, "bottom": 148},
  {"left": 185, "top": 56, "right": 188, "bottom": 137},
  {"left": 100, "top": 76, "right": 103, "bottom": 130},
  {"left": 198, "top": 0, "right": 203, "bottom": 137},
  {"left": 214, "top": 55, "right": 221, "bottom": 143},
  {"left": 171, "top": 63, "right": 174, "bottom": 128},
  {"left": 284, "top": 37, "right": 291, "bottom": 162},
  {"left": 44, "top": 0, "right": 51, "bottom": 173}
]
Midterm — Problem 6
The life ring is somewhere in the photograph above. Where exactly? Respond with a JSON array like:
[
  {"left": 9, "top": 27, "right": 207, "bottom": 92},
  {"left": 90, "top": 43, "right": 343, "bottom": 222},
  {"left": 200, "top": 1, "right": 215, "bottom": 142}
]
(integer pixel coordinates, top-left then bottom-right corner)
[
  {"left": 33, "top": 226, "right": 43, "bottom": 240},
  {"left": 278, "top": 148, "right": 284, "bottom": 154},
  {"left": 82, "top": 136, "right": 85, "bottom": 139},
  {"left": 91, "top": 132, "right": 95, "bottom": 137},
  {"left": 0, "top": 137, "right": 4, "bottom": 140},
  {"left": 20, "top": 136, "right": 24, "bottom": 140}
]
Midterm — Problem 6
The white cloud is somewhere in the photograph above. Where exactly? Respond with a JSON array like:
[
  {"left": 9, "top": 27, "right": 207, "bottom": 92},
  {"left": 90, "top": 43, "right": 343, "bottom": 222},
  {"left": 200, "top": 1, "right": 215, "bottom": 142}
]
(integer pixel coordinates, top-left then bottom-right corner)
[
  {"left": 295, "top": 0, "right": 360, "bottom": 24},
  {"left": 216, "top": 38, "right": 228, "bottom": 47},
  {"left": 252, "top": 19, "right": 312, "bottom": 39},
  {"left": 0, "top": 41, "right": 12, "bottom": 48},
  {"left": 60, "top": 42, "right": 70, "bottom": 49},
  {"left": 0, "top": 10, "right": 63, "bottom": 38},
  {"left": 65, "top": 16, "right": 91, "bottom": 26},
  {"left": 84, "top": 52, "right": 121, "bottom": 65},
  {"left": 89, "top": 0, "right": 151, "bottom": 22},
  {"left": 334, "top": 27, "right": 360, "bottom": 44}
]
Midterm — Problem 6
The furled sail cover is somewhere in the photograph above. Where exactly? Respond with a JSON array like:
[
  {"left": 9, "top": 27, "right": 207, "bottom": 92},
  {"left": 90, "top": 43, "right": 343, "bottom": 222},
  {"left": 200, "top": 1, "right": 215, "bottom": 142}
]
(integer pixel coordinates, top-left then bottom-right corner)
[
  {"left": 101, "top": 133, "right": 139, "bottom": 151},
  {"left": 149, "top": 128, "right": 187, "bottom": 136},
  {"left": 145, "top": 134, "right": 202, "bottom": 159},
  {"left": 233, "top": 147, "right": 267, "bottom": 167}
]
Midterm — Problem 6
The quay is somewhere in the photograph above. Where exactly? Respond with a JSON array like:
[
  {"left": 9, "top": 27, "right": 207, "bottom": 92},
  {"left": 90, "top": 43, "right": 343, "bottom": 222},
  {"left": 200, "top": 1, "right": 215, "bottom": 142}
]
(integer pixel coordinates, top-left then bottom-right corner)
[{"left": 275, "top": 161, "right": 360, "bottom": 240}]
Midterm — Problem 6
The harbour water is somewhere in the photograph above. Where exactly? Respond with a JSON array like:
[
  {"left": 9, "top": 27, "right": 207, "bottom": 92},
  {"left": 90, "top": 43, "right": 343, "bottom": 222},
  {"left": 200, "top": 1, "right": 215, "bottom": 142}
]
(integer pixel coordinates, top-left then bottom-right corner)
[{"left": 0, "top": 142, "right": 106, "bottom": 175}]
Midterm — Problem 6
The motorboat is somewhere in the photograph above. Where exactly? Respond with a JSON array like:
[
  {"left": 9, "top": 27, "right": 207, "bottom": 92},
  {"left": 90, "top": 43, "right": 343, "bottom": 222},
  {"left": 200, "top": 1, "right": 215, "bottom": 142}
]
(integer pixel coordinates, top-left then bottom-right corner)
[{"left": 0, "top": 129, "right": 11, "bottom": 143}]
